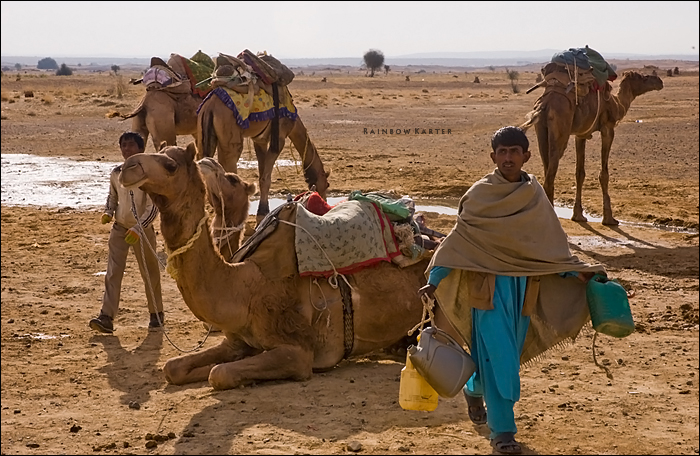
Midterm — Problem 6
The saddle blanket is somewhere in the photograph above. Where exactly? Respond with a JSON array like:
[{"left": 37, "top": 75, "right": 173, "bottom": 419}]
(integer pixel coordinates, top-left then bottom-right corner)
[
  {"left": 295, "top": 200, "right": 401, "bottom": 277},
  {"left": 197, "top": 86, "right": 298, "bottom": 129}
]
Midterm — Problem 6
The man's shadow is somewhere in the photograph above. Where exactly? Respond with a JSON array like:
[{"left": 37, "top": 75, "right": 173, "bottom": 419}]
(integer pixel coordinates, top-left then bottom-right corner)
[{"left": 90, "top": 329, "right": 164, "bottom": 407}]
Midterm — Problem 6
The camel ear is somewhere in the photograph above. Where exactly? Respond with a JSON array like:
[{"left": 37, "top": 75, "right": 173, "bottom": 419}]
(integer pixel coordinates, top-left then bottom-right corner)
[
  {"left": 158, "top": 141, "right": 168, "bottom": 152},
  {"left": 246, "top": 182, "right": 258, "bottom": 196},
  {"left": 185, "top": 142, "right": 197, "bottom": 163}
]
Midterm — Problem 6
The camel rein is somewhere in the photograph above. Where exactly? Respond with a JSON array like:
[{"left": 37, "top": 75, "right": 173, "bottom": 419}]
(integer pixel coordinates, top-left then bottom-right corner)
[
  {"left": 129, "top": 195, "right": 213, "bottom": 353},
  {"left": 579, "top": 89, "right": 603, "bottom": 138}
]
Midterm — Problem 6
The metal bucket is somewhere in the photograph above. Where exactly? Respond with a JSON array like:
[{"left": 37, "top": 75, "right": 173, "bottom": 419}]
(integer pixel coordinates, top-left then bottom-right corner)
[
  {"left": 408, "top": 326, "right": 476, "bottom": 398},
  {"left": 587, "top": 274, "right": 635, "bottom": 338}
]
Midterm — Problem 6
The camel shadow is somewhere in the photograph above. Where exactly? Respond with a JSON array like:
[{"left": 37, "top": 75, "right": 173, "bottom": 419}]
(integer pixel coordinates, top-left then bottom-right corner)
[
  {"left": 568, "top": 222, "right": 699, "bottom": 280},
  {"left": 161, "top": 359, "right": 509, "bottom": 454},
  {"left": 90, "top": 329, "right": 164, "bottom": 407}
]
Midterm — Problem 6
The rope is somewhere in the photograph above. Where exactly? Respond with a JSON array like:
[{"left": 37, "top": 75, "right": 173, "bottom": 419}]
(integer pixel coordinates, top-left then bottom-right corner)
[
  {"left": 277, "top": 218, "right": 355, "bottom": 293},
  {"left": 579, "top": 90, "right": 602, "bottom": 137},
  {"left": 166, "top": 214, "right": 209, "bottom": 280},
  {"left": 408, "top": 294, "right": 436, "bottom": 336},
  {"left": 129, "top": 194, "right": 213, "bottom": 353},
  {"left": 592, "top": 331, "right": 614, "bottom": 380}
]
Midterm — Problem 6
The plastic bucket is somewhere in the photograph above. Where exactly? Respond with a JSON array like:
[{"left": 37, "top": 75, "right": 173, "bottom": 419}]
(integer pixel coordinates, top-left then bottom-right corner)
[{"left": 587, "top": 274, "right": 635, "bottom": 338}]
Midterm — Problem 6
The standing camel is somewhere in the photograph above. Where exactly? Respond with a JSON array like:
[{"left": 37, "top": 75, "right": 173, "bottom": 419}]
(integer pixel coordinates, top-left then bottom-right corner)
[
  {"left": 520, "top": 70, "right": 663, "bottom": 225},
  {"left": 196, "top": 88, "right": 330, "bottom": 223},
  {"left": 122, "top": 89, "right": 202, "bottom": 151},
  {"left": 121, "top": 55, "right": 213, "bottom": 151}
]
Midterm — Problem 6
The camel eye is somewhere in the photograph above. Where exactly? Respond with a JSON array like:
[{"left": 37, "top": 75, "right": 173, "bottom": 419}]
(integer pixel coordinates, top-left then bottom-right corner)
[
  {"left": 226, "top": 175, "right": 240, "bottom": 186},
  {"left": 164, "top": 161, "right": 178, "bottom": 173}
]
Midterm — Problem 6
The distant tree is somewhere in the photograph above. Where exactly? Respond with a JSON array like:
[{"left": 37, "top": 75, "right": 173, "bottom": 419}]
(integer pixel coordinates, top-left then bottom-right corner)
[
  {"left": 384, "top": 64, "right": 391, "bottom": 75},
  {"left": 14, "top": 63, "right": 21, "bottom": 71},
  {"left": 111, "top": 64, "right": 120, "bottom": 74},
  {"left": 363, "top": 49, "right": 385, "bottom": 77},
  {"left": 37, "top": 57, "right": 58, "bottom": 70},
  {"left": 56, "top": 63, "right": 73, "bottom": 76},
  {"left": 487, "top": 65, "right": 496, "bottom": 72}
]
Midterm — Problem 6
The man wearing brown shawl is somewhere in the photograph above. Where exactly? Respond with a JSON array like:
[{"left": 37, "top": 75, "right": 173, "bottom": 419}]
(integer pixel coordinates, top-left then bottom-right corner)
[{"left": 419, "top": 126, "right": 605, "bottom": 454}]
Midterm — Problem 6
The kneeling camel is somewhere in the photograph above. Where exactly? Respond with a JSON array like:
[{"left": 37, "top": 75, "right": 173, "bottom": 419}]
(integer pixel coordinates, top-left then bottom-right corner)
[{"left": 119, "top": 143, "right": 440, "bottom": 391}]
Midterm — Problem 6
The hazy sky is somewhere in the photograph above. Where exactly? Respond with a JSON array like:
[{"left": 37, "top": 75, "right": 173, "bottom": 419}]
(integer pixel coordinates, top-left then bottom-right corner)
[{"left": 2, "top": 1, "right": 698, "bottom": 58}]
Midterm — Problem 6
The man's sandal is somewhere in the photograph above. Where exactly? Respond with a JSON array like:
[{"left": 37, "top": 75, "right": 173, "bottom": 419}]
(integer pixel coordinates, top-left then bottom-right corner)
[
  {"left": 490, "top": 432, "right": 522, "bottom": 455},
  {"left": 464, "top": 392, "right": 487, "bottom": 425}
]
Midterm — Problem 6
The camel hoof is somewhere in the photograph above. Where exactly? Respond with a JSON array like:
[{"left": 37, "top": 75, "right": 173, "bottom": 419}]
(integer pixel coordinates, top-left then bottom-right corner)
[
  {"left": 602, "top": 217, "right": 619, "bottom": 226},
  {"left": 571, "top": 214, "right": 588, "bottom": 223}
]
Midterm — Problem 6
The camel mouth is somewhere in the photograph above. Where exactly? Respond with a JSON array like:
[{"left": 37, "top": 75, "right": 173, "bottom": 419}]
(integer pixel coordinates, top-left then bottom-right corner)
[
  {"left": 119, "top": 162, "right": 148, "bottom": 189},
  {"left": 197, "top": 157, "right": 224, "bottom": 175}
]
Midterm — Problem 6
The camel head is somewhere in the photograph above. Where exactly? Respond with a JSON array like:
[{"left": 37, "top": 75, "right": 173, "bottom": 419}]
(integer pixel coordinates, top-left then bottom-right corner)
[
  {"left": 309, "top": 168, "right": 331, "bottom": 200},
  {"left": 198, "top": 157, "right": 257, "bottom": 225},
  {"left": 119, "top": 142, "right": 205, "bottom": 212},
  {"left": 620, "top": 71, "right": 664, "bottom": 97}
]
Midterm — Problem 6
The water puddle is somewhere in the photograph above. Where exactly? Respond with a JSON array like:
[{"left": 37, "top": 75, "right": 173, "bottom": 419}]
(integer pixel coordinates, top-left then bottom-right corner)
[
  {"left": 15, "top": 333, "right": 71, "bottom": 341},
  {"left": 2, "top": 153, "right": 694, "bottom": 235}
]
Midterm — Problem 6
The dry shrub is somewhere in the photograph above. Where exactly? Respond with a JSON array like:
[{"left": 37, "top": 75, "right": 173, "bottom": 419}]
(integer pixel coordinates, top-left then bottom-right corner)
[
  {"left": 27, "top": 111, "right": 37, "bottom": 117},
  {"left": 42, "top": 94, "right": 55, "bottom": 104},
  {"left": 24, "top": 90, "right": 34, "bottom": 98},
  {"left": 1, "top": 89, "right": 9, "bottom": 101}
]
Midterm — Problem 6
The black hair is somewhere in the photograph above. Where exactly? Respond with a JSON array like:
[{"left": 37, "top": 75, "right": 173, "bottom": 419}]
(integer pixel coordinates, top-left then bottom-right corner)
[
  {"left": 119, "top": 131, "right": 145, "bottom": 151},
  {"left": 491, "top": 126, "right": 529, "bottom": 152}
]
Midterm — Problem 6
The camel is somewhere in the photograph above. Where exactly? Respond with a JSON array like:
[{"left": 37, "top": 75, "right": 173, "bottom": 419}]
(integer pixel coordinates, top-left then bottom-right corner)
[
  {"left": 198, "top": 157, "right": 257, "bottom": 260},
  {"left": 520, "top": 70, "right": 663, "bottom": 225},
  {"left": 197, "top": 91, "right": 330, "bottom": 223},
  {"left": 122, "top": 89, "right": 202, "bottom": 151},
  {"left": 118, "top": 143, "right": 436, "bottom": 391},
  {"left": 121, "top": 55, "right": 213, "bottom": 151}
]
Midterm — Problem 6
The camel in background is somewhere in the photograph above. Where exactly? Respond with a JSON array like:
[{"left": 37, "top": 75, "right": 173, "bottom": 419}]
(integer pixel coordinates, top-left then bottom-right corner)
[
  {"left": 197, "top": 93, "right": 330, "bottom": 223},
  {"left": 521, "top": 70, "right": 663, "bottom": 225},
  {"left": 198, "top": 157, "right": 257, "bottom": 260},
  {"left": 118, "top": 143, "right": 434, "bottom": 391},
  {"left": 121, "top": 55, "right": 213, "bottom": 150}
]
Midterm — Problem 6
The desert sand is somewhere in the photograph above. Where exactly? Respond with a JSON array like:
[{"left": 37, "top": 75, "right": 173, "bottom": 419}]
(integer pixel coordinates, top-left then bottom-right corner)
[{"left": 1, "top": 60, "right": 698, "bottom": 455}]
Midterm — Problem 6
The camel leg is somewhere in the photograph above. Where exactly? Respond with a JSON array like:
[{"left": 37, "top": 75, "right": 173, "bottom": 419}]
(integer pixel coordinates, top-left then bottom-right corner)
[
  {"left": 131, "top": 115, "right": 150, "bottom": 152},
  {"left": 146, "top": 113, "right": 176, "bottom": 151},
  {"left": 572, "top": 137, "right": 588, "bottom": 222},
  {"left": 212, "top": 115, "right": 243, "bottom": 174},
  {"left": 163, "top": 338, "right": 252, "bottom": 386},
  {"left": 254, "top": 138, "right": 284, "bottom": 223},
  {"left": 208, "top": 344, "right": 313, "bottom": 390},
  {"left": 599, "top": 126, "right": 619, "bottom": 225}
]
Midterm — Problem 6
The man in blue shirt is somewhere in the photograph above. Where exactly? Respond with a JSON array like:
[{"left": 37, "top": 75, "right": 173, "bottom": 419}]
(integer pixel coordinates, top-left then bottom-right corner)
[{"left": 419, "top": 126, "right": 604, "bottom": 454}]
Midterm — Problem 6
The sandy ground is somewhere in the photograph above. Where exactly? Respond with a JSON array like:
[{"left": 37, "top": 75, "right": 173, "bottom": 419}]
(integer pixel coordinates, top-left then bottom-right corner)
[{"left": 1, "top": 61, "right": 698, "bottom": 455}]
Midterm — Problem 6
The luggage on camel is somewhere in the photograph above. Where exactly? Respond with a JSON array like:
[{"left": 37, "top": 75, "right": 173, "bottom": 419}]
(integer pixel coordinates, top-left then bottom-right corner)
[{"left": 526, "top": 45, "right": 617, "bottom": 96}]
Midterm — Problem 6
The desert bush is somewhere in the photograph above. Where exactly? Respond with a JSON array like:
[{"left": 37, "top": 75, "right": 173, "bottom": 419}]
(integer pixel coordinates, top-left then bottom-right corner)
[
  {"left": 24, "top": 90, "right": 34, "bottom": 98},
  {"left": 38, "top": 57, "right": 58, "bottom": 70},
  {"left": 42, "top": 94, "right": 55, "bottom": 104},
  {"left": 1, "top": 89, "right": 9, "bottom": 101},
  {"left": 109, "top": 72, "right": 125, "bottom": 98},
  {"left": 56, "top": 64, "right": 73, "bottom": 76},
  {"left": 506, "top": 68, "right": 520, "bottom": 94}
]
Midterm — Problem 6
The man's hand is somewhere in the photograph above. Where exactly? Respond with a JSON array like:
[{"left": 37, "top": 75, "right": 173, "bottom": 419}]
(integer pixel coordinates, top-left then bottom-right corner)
[
  {"left": 418, "top": 283, "right": 437, "bottom": 301},
  {"left": 125, "top": 227, "right": 141, "bottom": 245},
  {"left": 577, "top": 271, "right": 596, "bottom": 283},
  {"left": 101, "top": 214, "right": 113, "bottom": 224}
]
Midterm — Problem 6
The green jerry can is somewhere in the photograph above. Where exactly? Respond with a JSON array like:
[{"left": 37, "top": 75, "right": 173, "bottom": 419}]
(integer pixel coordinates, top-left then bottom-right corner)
[{"left": 586, "top": 274, "right": 635, "bottom": 338}]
